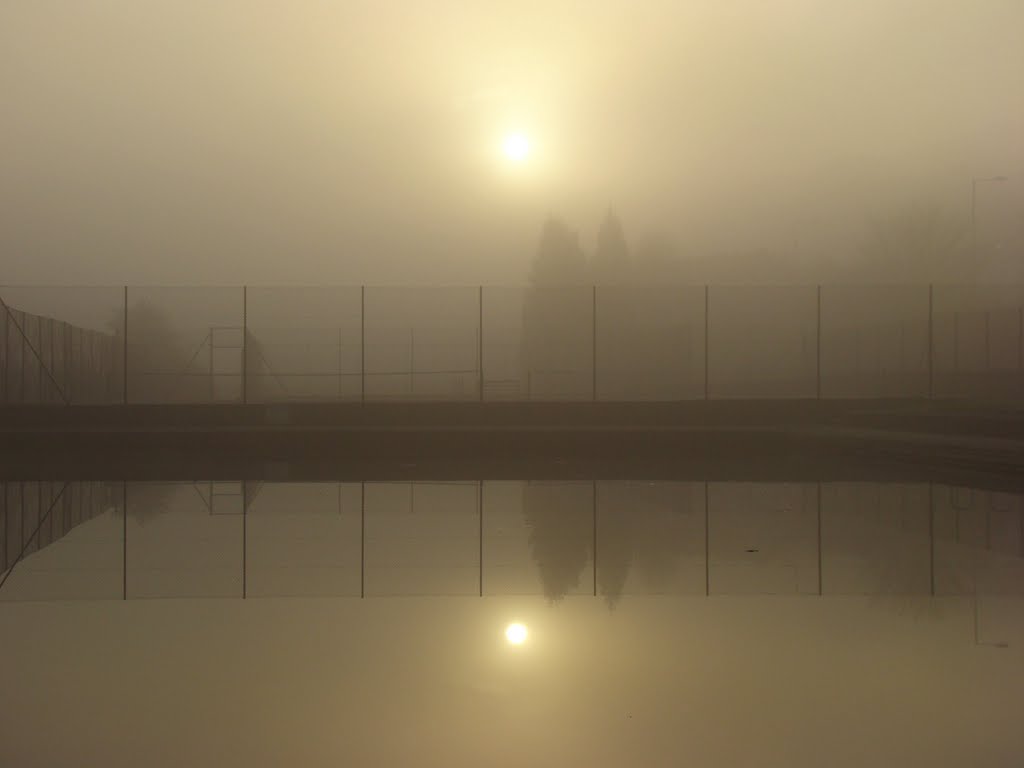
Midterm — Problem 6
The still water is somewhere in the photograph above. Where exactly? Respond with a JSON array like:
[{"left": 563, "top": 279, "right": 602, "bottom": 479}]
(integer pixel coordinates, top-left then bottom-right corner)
[{"left": 2, "top": 479, "right": 1023, "bottom": 766}]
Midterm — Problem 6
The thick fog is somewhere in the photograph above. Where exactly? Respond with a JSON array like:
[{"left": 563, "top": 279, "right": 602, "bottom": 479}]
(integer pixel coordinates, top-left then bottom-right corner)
[{"left": 2, "top": 1, "right": 1022, "bottom": 286}]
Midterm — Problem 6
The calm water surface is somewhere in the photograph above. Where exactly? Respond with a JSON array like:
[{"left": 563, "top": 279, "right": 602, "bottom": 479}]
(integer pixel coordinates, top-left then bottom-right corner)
[{"left": 1, "top": 479, "right": 1022, "bottom": 766}]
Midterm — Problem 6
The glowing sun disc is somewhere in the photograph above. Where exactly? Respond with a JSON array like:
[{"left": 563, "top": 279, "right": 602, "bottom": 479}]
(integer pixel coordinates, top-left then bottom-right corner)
[
  {"left": 502, "top": 133, "right": 530, "bottom": 162},
  {"left": 505, "top": 622, "right": 528, "bottom": 644}
]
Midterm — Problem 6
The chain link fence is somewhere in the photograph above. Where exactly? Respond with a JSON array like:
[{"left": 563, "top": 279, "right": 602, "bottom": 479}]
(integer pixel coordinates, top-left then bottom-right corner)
[{"left": 2, "top": 284, "right": 1022, "bottom": 404}]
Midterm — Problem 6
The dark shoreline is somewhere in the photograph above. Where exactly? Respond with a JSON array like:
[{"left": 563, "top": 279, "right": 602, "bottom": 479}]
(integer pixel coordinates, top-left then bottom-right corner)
[{"left": 2, "top": 399, "right": 1022, "bottom": 487}]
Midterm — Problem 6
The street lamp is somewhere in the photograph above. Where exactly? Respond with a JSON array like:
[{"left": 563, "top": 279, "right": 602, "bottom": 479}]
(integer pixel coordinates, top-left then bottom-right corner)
[{"left": 971, "top": 175, "right": 1009, "bottom": 257}]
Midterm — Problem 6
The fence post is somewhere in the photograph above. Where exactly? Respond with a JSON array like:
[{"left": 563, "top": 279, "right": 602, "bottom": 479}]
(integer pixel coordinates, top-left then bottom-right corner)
[
  {"left": 704, "top": 481, "right": 710, "bottom": 595},
  {"left": 361, "top": 286, "right": 365, "bottom": 403},
  {"left": 241, "top": 286, "right": 247, "bottom": 405},
  {"left": 242, "top": 479, "right": 247, "bottom": 598},
  {"left": 479, "top": 285, "right": 484, "bottom": 402},
  {"left": 123, "top": 286, "right": 129, "bottom": 405},
  {"left": 927, "top": 284, "right": 934, "bottom": 399},
  {"left": 985, "top": 310, "right": 991, "bottom": 377},
  {"left": 0, "top": 308, "right": 6, "bottom": 405},
  {"left": 704, "top": 285, "right": 710, "bottom": 399},
  {"left": 898, "top": 319, "right": 905, "bottom": 379},
  {"left": 953, "top": 311, "right": 959, "bottom": 373},
  {"left": 42, "top": 319, "right": 49, "bottom": 403},
  {"left": 592, "top": 285, "right": 597, "bottom": 401},
  {"left": 36, "top": 317, "right": 43, "bottom": 402},
  {"left": 21, "top": 314, "right": 26, "bottom": 403},
  {"left": 817, "top": 482, "right": 823, "bottom": 595},
  {"left": 816, "top": 284, "right": 822, "bottom": 399},
  {"left": 0, "top": 309, "right": 7, "bottom": 405},
  {"left": 208, "top": 326, "right": 215, "bottom": 402},
  {"left": 1019, "top": 306, "right": 1023, "bottom": 371},
  {"left": 478, "top": 480, "right": 483, "bottom": 596},
  {"left": 122, "top": 480, "right": 127, "bottom": 600},
  {"left": 592, "top": 480, "right": 598, "bottom": 597},
  {"left": 360, "top": 481, "right": 365, "bottom": 598},
  {"left": 928, "top": 482, "right": 934, "bottom": 596},
  {"left": 49, "top": 319, "right": 56, "bottom": 403},
  {"left": 63, "top": 323, "right": 70, "bottom": 403}
]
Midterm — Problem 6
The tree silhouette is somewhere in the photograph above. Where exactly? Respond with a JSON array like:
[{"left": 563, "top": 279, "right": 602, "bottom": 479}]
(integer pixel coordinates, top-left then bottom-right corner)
[
  {"left": 595, "top": 484, "right": 635, "bottom": 610},
  {"left": 858, "top": 204, "right": 968, "bottom": 282},
  {"left": 107, "top": 300, "right": 203, "bottom": 402},
  {"left": 523, "top": 216, "right": 591, "bottom": 397},
  {"left": 522, "top": 482, "right": 593, "bottom": 602},
  {"left": 528, "top": 216, "right": 588, "bottom": 285},
  {"left": 592, "top": 208, "right": 631, "bottom": 285}
]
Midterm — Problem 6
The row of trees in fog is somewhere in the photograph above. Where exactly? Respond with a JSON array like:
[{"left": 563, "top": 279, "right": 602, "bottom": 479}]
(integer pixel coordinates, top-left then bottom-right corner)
[{"left": 528, "top": 203, "right": 980, "bottom": 287}]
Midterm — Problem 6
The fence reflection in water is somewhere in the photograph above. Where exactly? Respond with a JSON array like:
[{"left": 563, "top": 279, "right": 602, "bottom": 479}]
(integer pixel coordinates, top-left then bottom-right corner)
[{"left": 2, "top": 480, "right": 1022, "bottom": 604}]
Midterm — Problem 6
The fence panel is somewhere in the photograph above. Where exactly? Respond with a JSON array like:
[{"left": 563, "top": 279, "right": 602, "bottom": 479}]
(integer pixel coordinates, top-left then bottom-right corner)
[
  {"left": 364, "top": 287, "right": 480, "bottom": 400},
  {"left": 3, "top": 310, "right": 21, "bottom": 403},
  {"left": 0, "top": 284, "right": 1020, "bottom": 404},
  {"left": 933, "top": 284, "right": 1024, "bottom": 399},
  {"left": 932, "top": 485, "right": 1024, "bottom": 596},
  {"left": 126, "top": 286, "right": 243, "bottom": 403},
  {"left": 483, "top": 480, "right": 595, "bottom": 597},
  {"left": 0, "top": 481, "right": 122, "bottom": 602},
  {"left": 245, "top": 482, "right": 362, "bottom": 597},
  {"left": 364, "top": 482, "right": 480, "bottom": 595},
  {"left": 820, "top": 284, "right": 930, "bottom": 398},
  {"left": 707, "top": 285, "right": 817, "bottom": 398},
  {"left": 125, "top": 481, "right": 243, "bottom": 598},
  {"left": 482, "top": 285, "right": 593, "bottom": 400},
  {"left": 595, "top": 285, "right": 706, "bottom": 400},
  {"left": 245, "top": 286, "right": 363, "bottom": 402},
  {"left": 0, "top": 286, "right": 124, "bottom": 404},
  {"left": 595, "top": 481, "right": 706, "bottom": 600},
  {"left": 708, "top": 482, "right": 820, "bottom": 594},
  {"left": 820, "top": 482, "right": 931, "bottom": 594}
]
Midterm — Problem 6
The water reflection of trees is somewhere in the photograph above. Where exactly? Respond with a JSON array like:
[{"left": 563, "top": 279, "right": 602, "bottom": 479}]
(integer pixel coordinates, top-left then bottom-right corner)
[
  {"left": 522, "top": 482, "right": 592, "bottom": 602},
  {"left": 523, "top": 481, "right": 696, "bottom": 609},
  {"left": 125, "top": 482, "right": 179, "bottom": 526},
  {"left": 598, "top": 483, "right": 698, "bottom": 609}
]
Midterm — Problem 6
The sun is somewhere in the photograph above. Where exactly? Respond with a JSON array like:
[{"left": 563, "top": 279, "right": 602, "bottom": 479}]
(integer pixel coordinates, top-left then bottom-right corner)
[
  {"left": 505, "top": 622, "right": 528, "bottom": 645},
  {"left": 502, "top": 133, "right": 530, "bottom": 163}
]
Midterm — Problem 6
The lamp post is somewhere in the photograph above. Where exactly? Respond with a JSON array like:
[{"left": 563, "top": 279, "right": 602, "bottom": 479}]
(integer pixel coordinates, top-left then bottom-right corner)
[{"left": 971, "top": 176, "right": 1008, "bottom": 258}]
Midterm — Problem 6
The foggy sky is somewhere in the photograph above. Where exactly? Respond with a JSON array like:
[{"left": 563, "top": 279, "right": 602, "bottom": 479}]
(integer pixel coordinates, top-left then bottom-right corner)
[{"left": 2, "top": 1, "right": 1022, "bottom": 285}]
